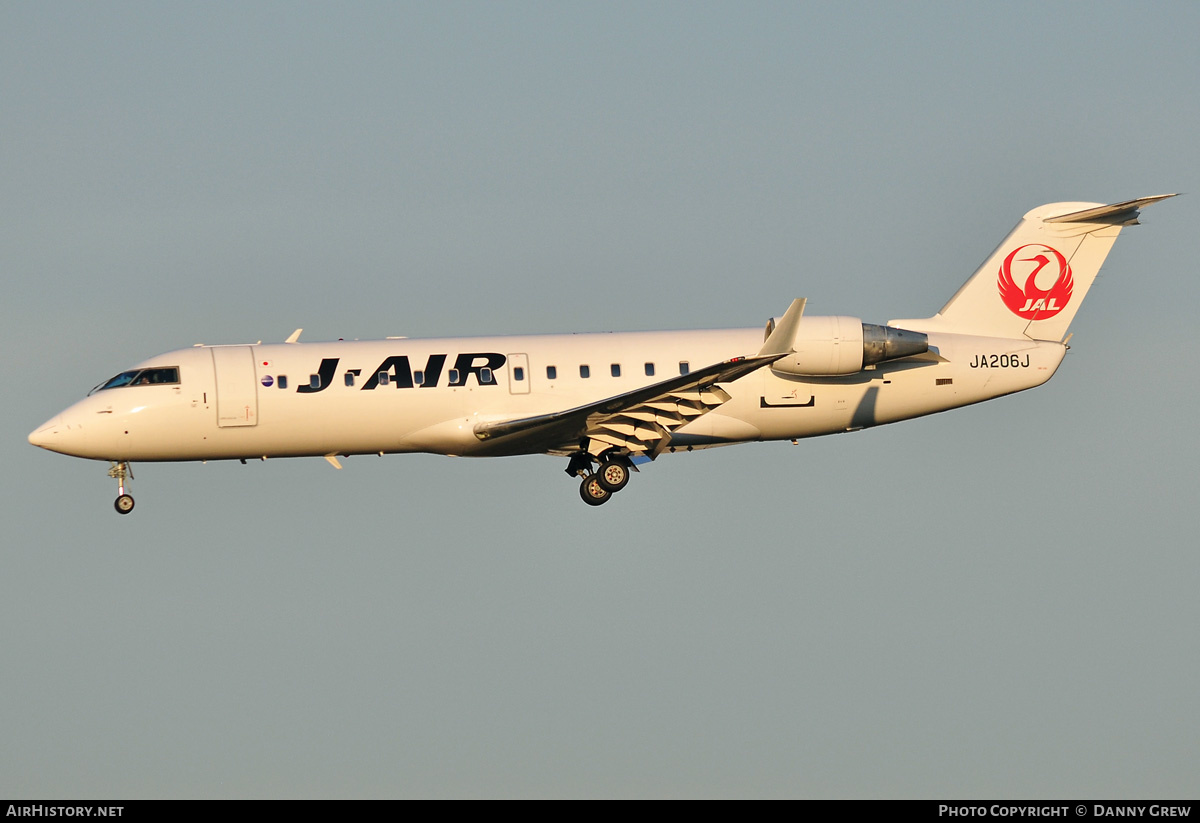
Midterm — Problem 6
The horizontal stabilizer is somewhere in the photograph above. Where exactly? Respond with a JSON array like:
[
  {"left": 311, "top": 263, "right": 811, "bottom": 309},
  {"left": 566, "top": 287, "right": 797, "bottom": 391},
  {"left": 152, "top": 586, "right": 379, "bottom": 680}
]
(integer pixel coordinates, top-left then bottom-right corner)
[{"left": 1043, "top": 194, "right": 1178, "bottom": 224}]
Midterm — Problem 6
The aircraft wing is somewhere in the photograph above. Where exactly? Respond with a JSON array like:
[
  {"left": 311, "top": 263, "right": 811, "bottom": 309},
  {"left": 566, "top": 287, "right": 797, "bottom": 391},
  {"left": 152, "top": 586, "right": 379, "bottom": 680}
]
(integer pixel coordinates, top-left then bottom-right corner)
[{"left": 473, "top": 353, "right": 784, "bottom": 457}]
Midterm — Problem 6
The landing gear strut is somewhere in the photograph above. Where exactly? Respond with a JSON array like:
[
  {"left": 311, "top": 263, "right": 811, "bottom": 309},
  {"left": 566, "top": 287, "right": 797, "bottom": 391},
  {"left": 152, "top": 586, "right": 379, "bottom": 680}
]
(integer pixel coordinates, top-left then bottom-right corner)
[{"left": 108, "top": 461, "right": 135, "bottom": 515}]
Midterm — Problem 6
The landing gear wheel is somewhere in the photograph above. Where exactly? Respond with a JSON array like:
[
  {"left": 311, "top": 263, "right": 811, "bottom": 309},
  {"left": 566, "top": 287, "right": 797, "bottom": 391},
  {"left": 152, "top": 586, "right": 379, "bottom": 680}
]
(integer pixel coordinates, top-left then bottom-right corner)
[
  {"left": 597, "top": 459, "right": 630, "bottom": 493},
  {"left": 108, "top": 461, "right": 135, "bottom": 515},
  {"left": 579, "top": 474, "right": 612, "bottom": 506}
]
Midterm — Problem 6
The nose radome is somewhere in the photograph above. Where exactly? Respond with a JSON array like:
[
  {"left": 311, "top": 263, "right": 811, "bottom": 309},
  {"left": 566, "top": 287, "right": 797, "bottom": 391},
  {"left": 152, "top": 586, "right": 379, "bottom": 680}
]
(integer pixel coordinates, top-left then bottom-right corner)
[{"left": 29, "top": 415, "right": 63, "bottom": 448}]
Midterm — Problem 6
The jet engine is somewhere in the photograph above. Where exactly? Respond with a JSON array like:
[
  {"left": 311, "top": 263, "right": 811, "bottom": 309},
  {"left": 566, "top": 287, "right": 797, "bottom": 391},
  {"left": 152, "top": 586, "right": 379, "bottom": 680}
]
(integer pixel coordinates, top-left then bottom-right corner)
[{"left": 763, "top": 315, "right": 928, "bottom": 376}]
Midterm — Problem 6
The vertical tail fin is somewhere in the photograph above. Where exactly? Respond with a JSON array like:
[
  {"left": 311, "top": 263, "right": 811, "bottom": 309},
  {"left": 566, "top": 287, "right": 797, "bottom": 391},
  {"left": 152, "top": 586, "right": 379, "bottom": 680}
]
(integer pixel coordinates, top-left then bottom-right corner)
[{"left": 890, "top": 195, "right": 1176, "bottom": 341}]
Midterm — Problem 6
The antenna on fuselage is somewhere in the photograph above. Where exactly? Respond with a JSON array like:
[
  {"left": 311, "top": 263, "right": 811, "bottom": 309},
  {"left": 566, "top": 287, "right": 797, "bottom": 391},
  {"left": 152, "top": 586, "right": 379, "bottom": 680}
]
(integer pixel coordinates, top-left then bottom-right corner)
[{"left": 285, "top": 329, "right": 303, "bottom": 344}]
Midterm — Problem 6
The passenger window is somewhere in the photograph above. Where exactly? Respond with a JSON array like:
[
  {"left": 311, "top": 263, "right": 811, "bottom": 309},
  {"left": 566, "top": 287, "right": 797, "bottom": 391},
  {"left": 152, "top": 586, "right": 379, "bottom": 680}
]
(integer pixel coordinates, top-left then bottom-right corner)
[
  {"left": 547, "top": 366, "right": 557, "bottom": 380},
  {"left": 645, "top": 362, "right": 655, "bottom": 377},
  {"left": 448, "top": 369, "right": 460, "bottom": 384},
  {"left": 278, "top": 375, "right": 288, "bottom": 389},
  {"left": 378, "top": 372, "right": 390, "bottom": 386},
  {"left": 513, "top": 367, "right": 525, "bottom": 381},
  {"left": 344, "top": 372, "right": 355, "bottom": 387},
  {"left": 580, "top": 365, "right": 590, "bottom": 379},
  {"left": 309, "top": 374, "right": 321, "bottom": 389},
  {"left": 611, "top": 364, "right": 621, "bottom": 377},
  {"left": 414, "top": 370, "right": 424, "bottom": 386},
  {"left": 679, "top": 361, "right": 690, "bottom": 375},
  {"left": 480, "top": 367, "right": 493, "bottom": 384}
]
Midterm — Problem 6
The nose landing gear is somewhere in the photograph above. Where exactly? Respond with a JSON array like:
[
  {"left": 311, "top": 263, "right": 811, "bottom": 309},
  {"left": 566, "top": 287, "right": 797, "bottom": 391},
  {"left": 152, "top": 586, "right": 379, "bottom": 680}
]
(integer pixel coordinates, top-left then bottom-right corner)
[{"left": 108, "top": 461, "right": 135, "bottom": 514}]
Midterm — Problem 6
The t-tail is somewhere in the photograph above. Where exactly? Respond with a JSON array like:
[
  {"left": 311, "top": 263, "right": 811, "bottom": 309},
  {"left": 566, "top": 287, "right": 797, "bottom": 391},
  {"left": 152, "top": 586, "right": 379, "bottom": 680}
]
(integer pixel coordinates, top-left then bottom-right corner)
[{"left": 891, "top": 195, "right": 1177, "bottom": 341}]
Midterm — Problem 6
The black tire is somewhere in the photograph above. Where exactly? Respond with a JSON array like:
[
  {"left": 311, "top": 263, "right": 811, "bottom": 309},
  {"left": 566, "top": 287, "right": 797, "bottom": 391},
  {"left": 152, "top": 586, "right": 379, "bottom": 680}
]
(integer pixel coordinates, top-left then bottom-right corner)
[
  {"left": 114, "top": 494, "right": 135, "bottom": 515},
  {"left": 596, "top": 459, "right": 630, "bottom": 493},
  {"left": 579, "top": 474, "right": 611, "bottom": 506}
]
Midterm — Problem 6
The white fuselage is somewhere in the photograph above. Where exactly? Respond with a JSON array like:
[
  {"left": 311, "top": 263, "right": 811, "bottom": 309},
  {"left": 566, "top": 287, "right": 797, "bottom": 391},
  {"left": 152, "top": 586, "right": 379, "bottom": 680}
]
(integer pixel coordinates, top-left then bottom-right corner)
[{"left": 29, "top": 325, "right": 1066, "bottom": 463}]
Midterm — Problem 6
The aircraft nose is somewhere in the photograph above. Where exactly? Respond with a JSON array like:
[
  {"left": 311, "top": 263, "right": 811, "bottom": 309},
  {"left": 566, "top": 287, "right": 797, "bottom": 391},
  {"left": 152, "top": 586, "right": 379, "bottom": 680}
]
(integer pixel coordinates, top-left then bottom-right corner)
[
  {"left": 30, "top": 400, "right": 115, "bottom": 459},
  {"left": 29, "top": 413, "right": 91, "bottom": 456},
  {"left": 29, "top": 415, "right": 64, "bottom": 449}
]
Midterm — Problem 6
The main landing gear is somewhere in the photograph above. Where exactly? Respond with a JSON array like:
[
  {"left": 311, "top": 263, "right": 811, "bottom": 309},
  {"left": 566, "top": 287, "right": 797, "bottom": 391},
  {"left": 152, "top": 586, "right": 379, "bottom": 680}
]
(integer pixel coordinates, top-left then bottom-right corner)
[
  {"left": 567, "top": 451, "right": 633, "bottom": 507},
  {"left": 108, "top": 461, "right": 135, "bottom": 515}
]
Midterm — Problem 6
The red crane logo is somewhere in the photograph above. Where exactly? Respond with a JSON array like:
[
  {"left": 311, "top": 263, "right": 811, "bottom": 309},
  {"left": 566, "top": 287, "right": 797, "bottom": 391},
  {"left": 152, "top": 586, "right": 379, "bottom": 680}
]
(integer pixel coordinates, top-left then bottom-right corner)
[{"left": 997, "top": 243, "right": 1073, "bottom": 320}]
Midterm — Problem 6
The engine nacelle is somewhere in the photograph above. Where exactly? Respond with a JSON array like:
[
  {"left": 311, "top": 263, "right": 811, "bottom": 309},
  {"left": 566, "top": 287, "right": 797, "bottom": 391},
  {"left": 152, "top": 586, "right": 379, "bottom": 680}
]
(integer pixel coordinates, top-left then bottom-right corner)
[
  {"left": 764, "top": 316, "right": 928, "bottom": 376},
  {"left": 861, "top": 323, "right": 929, "bottom": 367}
]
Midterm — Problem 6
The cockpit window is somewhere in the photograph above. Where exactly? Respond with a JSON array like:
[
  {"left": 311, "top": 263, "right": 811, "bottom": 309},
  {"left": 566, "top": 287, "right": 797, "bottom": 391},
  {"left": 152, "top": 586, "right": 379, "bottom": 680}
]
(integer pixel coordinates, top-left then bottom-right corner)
[
  {"left": 134, "top": 367, "right": 180, "bottom": 385},
  {"left": 90, "top": 367, "right": 180, "bottom": 394},
  {"left": 92, "top": 370, "right": 140, "bottom": 393}
]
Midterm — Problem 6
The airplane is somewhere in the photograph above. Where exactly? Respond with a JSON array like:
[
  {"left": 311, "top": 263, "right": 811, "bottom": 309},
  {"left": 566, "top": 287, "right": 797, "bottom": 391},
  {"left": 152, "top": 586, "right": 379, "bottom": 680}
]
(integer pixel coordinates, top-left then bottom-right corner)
[{"left": 29, "top": 195, "right": 1175, "bottom": 513}]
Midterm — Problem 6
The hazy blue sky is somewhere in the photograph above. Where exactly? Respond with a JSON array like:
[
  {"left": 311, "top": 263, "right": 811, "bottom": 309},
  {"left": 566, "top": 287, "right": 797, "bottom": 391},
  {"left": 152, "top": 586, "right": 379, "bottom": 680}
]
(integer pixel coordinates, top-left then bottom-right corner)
[{"left": 3, "top": 1, "right": 1198, "bottom": 798}]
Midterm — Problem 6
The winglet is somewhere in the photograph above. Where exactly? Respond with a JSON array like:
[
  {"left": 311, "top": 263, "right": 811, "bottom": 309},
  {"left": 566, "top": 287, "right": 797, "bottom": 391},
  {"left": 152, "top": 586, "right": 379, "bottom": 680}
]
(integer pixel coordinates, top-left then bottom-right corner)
[
  {"left": 758, "top": 299, "right": 806, "bottom": 357},
  {"left": 285, "top": 329, "right": 303, "bottom": 344}
]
